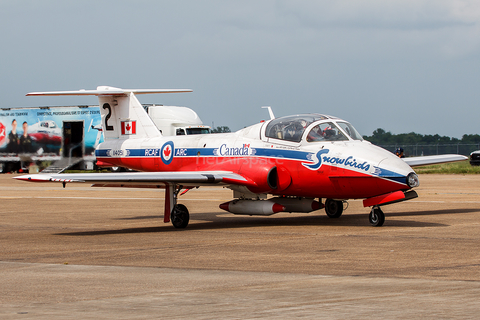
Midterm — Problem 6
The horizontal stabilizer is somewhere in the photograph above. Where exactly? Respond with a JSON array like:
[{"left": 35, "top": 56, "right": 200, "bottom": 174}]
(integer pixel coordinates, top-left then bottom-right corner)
[{"left": 27, "top": 86, "right": 192, "bottom": 97}]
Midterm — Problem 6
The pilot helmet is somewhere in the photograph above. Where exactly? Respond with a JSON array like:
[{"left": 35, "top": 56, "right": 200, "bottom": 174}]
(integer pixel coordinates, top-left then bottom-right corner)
[{"left": 323, "top": 126, "right": 334, "bottom": 138}]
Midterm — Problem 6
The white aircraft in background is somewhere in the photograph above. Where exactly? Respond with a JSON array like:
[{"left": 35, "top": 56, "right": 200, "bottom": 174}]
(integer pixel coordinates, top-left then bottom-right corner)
[{"left": 15, "top": 86, "right": 467, "bottom": 228}]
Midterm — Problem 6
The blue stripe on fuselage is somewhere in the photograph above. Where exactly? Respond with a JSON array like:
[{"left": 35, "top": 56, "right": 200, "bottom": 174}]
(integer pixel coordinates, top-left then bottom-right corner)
[
  {"left": 96, "top": 147, "right": 312, "bottom": 161},
  {"left": 251, "top": 148, "right": 311, "bottom": 161},
  {"left": 372, "top": 166, "right": 407, "bottom": 185}
]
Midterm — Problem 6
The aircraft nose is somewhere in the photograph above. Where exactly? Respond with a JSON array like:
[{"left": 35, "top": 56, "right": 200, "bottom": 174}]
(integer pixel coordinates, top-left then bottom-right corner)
[{"left": 376, "top": 155, "right": 419, "bottom": 188}]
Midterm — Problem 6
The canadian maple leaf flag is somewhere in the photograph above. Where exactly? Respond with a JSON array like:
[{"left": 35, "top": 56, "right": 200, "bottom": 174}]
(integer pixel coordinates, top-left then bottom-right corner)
[{"left": 121, "top": 121, "right": 136, "bottom": 135}]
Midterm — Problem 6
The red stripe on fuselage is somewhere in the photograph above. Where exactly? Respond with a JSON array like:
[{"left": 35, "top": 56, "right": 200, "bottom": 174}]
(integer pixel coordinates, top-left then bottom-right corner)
[{"left": 96, "top": 156, "right": 409, "bottom": 199}]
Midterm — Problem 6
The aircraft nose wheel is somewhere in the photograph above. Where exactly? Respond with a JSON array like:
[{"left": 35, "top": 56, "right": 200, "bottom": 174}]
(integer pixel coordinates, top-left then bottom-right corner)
[
  {"left": 171, "top": 204, "right": 189, "bottom": 229},
  {"left": 369, "top": 207, "right": 385, "bottom": 227}
]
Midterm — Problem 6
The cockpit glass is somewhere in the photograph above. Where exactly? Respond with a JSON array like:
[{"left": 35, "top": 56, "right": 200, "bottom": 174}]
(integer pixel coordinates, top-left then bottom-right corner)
[
  {"left": 265, "top": 115, "right": 328, "bottom": 143},
  {"left": 186, "top": 128, "right": 211, "bottom": 135},
  {"left": 306, "top": 122, "right": 348, "bottom": 142},
  {"left": 336, "top": 122, "right": 363, "bottom": 140}
]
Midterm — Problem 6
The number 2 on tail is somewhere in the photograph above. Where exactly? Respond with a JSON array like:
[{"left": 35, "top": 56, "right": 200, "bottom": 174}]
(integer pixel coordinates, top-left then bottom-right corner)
[{"left": 103, "top": 103, "right": 114, "bottom": 131}]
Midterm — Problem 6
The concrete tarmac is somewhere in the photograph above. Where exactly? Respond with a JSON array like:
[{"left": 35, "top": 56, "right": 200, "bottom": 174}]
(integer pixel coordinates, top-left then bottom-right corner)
[{"left": 0, "top": 174, "right": 479, "bottom": 319}]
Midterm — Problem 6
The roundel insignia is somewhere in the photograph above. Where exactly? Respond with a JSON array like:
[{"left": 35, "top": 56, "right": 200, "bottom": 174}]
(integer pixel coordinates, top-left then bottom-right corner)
[{"left": 161, "top": 141, "right": 174, "bottom": 165}]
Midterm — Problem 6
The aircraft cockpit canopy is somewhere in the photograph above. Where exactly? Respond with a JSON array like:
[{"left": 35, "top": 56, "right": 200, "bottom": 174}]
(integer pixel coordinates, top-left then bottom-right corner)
[
  {"left": 265, "top": 114, "right": 363, "bottom": 143},
  {"left": 335, "top": 121, "right": 363, "bottom": 141}
]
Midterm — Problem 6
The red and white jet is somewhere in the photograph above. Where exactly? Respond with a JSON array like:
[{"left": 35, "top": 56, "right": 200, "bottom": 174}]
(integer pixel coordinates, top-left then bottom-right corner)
[{"left": 16, "top": 86, "right": 467, "bottom": 228}]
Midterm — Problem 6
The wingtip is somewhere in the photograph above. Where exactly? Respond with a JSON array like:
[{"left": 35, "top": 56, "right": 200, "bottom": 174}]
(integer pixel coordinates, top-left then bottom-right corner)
[
  {"left": 13, "top": 174, "right": 51, "bottom": 182},
  {"left": 13, "top": 175, "right": 32, "bottom": 181}
]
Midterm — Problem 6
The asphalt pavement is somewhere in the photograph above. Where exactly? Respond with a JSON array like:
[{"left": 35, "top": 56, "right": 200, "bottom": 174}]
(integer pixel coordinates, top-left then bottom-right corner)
[{"left": 0, "top": 174, "right": 479, "bottom": 319}]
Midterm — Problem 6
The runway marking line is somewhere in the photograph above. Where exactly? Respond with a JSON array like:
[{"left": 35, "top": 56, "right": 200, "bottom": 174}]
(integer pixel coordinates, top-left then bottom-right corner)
[{"left": 0, "top": 196, "right": 226, "bottom": 201}]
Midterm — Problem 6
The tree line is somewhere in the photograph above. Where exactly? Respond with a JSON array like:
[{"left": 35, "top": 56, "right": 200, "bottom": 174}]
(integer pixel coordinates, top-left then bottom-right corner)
[
  {"left": 211, "top": 126, "right": 231, "bottom": 133},
  {"left": 363, "top": 128, "right": 480, "bottom": 146}
]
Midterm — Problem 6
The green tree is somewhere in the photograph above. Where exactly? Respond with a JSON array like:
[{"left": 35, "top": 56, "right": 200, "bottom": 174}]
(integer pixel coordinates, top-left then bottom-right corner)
[
  {"left": 363, "top": 129, "right": 480, "bottom": 145},
  {"left": 211, "top": 126, "right": 231, "bottom": 133},
  {"left": 462, "top": 134, "right": 480, "bottom": 144}
]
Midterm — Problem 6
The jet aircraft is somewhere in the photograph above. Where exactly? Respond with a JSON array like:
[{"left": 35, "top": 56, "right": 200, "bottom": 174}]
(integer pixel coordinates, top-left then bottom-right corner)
[
  {"left": 28, "top": 120, "right": 62, "bottom": 145},
  {"left": 15, "top": 86, "right": 467, "bottom": 228}
]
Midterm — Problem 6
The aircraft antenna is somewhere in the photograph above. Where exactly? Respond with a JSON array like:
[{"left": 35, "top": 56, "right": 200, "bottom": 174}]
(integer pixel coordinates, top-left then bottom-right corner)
[{"left": 261, "top": 106, "right": 275, "bottom": 120}]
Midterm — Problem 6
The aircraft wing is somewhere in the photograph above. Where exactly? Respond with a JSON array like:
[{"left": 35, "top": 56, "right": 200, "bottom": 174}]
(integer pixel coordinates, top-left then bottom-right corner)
[
  {"left": 403, "top": 154, "right": 468, "bottom": 167},
  {"left": 14, "top": 171, "right": 251, "bottom": 188}
]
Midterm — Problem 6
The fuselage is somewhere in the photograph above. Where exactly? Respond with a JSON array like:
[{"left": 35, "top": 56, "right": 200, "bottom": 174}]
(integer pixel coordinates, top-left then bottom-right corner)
[{"left": 95, "top": 114, "right": 416, "bottom": 200}]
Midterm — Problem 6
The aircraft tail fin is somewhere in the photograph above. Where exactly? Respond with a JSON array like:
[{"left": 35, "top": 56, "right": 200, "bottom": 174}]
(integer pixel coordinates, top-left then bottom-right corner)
[{"left": 27, "top": 86, "right": 192, "bottom": 140}]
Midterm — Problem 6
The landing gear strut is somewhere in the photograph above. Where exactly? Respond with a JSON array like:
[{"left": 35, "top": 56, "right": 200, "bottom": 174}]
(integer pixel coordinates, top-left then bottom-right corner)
[
  {"left": 324, "top": 199, "right": 343, "bottom": 218},
  {"left": 369, "top": 206, "right": 385, "bottom": 227},
  {"left": 164, "top": 184, "right": 190, "bottom": 229}
]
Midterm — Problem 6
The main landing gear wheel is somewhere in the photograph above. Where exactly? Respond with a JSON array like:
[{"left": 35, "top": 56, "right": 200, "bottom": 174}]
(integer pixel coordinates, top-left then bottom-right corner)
[
  {"left": 171, "top": 204, "right": 189, "bottom": 229},
  {"left": 369, "top": 207, "right": 385, "bottom": 227},
  {"left": 325, "top": 199, "right": 343, "bottom": 218}
]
